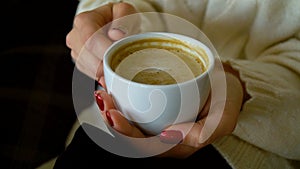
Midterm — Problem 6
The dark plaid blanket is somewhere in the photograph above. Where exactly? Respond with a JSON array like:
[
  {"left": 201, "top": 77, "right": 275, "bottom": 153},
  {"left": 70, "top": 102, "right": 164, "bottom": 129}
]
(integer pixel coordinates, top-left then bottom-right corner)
[
  {"left": 1, "top": 44, "right": 79, "bottom": 169},
  {"left": 0, "top": 0, "right": 83, "bottom": 168}
]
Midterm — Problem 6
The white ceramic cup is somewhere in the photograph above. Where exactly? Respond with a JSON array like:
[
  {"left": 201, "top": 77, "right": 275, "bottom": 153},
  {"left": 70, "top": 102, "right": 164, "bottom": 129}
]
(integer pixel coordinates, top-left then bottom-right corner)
[{"left": 103, "top": 32, "right": 215, "bottom": 135}]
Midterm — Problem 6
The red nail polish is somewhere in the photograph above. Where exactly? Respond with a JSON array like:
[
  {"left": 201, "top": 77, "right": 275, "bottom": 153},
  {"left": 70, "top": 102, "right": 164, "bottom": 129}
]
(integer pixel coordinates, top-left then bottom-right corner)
[
  {"left": 160, "top": 130, "right": 183, "bottom": 144},
  {"left": 94, "top": 92, "right": 104, "bottom": 111},
  {"left": 105, "top": 111, "right": 114, "bottom": 127}
]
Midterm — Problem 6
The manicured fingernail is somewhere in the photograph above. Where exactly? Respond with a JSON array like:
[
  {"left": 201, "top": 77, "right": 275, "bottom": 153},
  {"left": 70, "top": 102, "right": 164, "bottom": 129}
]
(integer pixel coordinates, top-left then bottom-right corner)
[
  {"left": 94, "top": 91, "right": 104, "bottom": 111},
  {"left": 105, "top": 110, "right": 114, "bottom": 127},
  {"left": 160, "top": 130, "right": 183, "bottom": 144}
]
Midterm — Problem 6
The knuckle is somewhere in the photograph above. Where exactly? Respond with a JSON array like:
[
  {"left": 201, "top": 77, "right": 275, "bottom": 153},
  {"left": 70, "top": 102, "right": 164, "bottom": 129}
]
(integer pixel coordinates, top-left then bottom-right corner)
[
  {"left": 187, "top": 123, "right": 204, "bottom": 148},
  {"left": 73, "top": 12, "right": 89, "bottom": 28},
  {"left": 66, "top": 33, "right": 72, "bottom": 48},
  {"left": 71, "top": 50, "right": 78, "bottom": 61},
  {"left": 193, "top": 121, "right": 212, "bottom": 147},
  {"left": 115, "top": 2, "right": 136, "bottom": 14}
]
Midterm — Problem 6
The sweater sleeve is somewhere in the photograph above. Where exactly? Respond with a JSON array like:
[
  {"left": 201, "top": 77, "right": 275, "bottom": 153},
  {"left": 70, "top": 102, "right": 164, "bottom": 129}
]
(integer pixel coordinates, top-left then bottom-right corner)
[
  {"left": 227, "top": 47, "right": 300, "bottom": 160},
  {"left": 223, "top": 0, "right": 300, "bottom": 160},
  {"left": 76, "top": 0, "right": 158, "bottom": 15},
  {"left": 74, "top": 0, "right": 300, "bottom": 161}
]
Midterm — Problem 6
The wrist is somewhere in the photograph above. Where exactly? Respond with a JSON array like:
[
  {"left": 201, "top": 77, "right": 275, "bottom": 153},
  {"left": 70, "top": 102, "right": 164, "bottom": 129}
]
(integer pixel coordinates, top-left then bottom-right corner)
[{"left": 222, "top": 63, "right": 250, "bottom": 103}]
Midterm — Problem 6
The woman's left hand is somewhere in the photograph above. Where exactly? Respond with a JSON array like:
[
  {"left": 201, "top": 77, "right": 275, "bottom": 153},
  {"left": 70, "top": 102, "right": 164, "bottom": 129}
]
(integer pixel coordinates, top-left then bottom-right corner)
[{"left": 95, "top": 66, "right": 246, "bottom": 158}]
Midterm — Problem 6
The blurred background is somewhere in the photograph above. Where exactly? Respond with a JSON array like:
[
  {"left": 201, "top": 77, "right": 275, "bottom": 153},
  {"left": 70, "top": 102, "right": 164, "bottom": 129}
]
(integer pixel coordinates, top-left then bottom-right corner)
[{"left": 0, "top": 0, "right": 93, "bottom": 168}]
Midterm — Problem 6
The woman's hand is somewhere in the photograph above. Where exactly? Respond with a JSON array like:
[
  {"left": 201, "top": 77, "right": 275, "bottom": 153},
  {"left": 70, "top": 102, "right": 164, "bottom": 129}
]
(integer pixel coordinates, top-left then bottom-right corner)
[
  {"left": 66, "top": 2, "right": 139, "bottom": 81},
  {"left": 94, "top": 65, "right": 247, "bottom": 158}
]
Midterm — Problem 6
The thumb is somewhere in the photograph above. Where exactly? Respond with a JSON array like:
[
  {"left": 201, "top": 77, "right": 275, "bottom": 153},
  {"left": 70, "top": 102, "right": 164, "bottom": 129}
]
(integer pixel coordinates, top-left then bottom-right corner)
[
  {"left": 108, "top": 2, "right": 140, "bottom": 41},
  {"left": 160, "top": 101, "right": 233, "bottom": 148},
  {"left": 160, "top": 121, "right": 206, "bottom": 147},
  {"left": 160, "top": 101, "right": 225, "bottom": 148}
]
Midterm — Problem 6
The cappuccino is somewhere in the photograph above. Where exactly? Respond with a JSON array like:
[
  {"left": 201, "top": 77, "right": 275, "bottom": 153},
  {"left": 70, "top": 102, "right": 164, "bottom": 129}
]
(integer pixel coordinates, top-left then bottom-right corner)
[
  {"left": 103, "top": 32, "right": 215, "bottom": 135},
  {"left": 110, "top": 38, "right": 208, "bottom": 85}
]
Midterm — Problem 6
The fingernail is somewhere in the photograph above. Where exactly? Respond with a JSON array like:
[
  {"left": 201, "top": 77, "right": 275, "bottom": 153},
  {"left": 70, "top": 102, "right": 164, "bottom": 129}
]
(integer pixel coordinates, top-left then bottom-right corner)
[
  {"left": 105, "top": 110, "right": 114, "bottom": 127},
  {"left": 94, "top": 91, "right": 104, "bottom": 111},
  {"left": 160, "top": 130, "right": 183, "bottom": 144},
  {"left": 112, "top": 27, "right": 127, "bottom": 35}
]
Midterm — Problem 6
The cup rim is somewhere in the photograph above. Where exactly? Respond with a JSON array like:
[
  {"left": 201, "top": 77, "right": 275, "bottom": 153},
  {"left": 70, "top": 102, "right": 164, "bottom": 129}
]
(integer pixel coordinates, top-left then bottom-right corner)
[{"left": 103, "top": 32, "right": 215, "bottom": 88}]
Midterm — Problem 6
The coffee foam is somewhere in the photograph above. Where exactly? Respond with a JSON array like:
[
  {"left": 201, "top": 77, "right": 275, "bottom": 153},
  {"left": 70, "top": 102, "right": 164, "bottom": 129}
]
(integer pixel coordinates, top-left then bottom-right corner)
[
  {"left": 111, "top": 37, "right": 208, "bottom": 85},
  {"left": 115, "top": 48, "right": 195, "bottom": 84}
]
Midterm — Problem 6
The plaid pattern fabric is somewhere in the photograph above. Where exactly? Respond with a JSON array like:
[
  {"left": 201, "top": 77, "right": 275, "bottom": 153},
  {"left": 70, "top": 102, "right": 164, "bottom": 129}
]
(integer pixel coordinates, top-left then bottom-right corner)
[
  {"left": 0, "top": 44, "right": 82, "bottom": 168},
  {"left": 0, "top": 1, "right": 81, "bottom": 168}
]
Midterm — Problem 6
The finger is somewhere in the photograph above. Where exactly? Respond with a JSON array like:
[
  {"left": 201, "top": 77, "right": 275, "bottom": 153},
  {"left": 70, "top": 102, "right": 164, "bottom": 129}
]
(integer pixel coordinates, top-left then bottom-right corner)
[
  {"left": 66, "top": 30, "right": 73, "bottom": 49},
  {"left": 84, "top": 31, "right": 112, "bottom": 60},
  {"left": 75, "top": 47, "right": 102, "bottom": 80},
  {"left": 108, "top": 2, "right": 140, "bottom": 41},
  {"left": 81, "top": 28, "right": 112, "bottom": 80},
  {"left": 74, "top": 7, "right": 113, "bottom": 55},
  {"left": 98, "top": 76, "right": 107, "bottom": 91},
  {"left": 96, "top": 60, "right": 104, "bottom": 81},
  {"left": 72, "top": 5, "right": 114, "bottom": 79},
  {"left": 95, "top": 89, "right": 145, "bottom": 138},
  {"left": 203, "top": 100, "right": 239, "bottom": 138},
  {"left": 198, "top": 73, "right": 243, "bottom": 143},
  {"left": 162, "top": 100, "right": 237, "bottom": 149},
  {"left": 66, "top": 28, "right": 83, "bottom": 61},
  {"left": 197, "top": 93, "right": 211, "bottom": 119},
  {"left": 73, "top": 4, "right": 113, "bottom": 45},
  {"left": 94, "top": 90, "right": 116, "bottom": 114},
  {"left": 70, "top": 50, "right": 78, "bottom": 63},
  {"left": 159, "top": 104, "right": 224, "bottom": 147},
  {"left": 106, "top": 109, "right": 145, "bottom": 138},
  {"left": 160, "top": 121, "right": 205, "bottom": 148}
]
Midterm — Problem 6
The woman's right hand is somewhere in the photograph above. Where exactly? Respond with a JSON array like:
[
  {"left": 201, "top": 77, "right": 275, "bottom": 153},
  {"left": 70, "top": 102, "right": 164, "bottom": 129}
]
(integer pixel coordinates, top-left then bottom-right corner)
[{"left": 66, "top": 2, "right": 139, "bottom": 81}]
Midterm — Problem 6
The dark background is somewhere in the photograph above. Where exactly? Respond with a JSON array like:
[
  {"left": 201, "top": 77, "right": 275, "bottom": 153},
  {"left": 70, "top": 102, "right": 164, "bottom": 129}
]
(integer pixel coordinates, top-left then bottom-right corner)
[{"left": 0, "top": 0, "right": 91, "bottom": 168}]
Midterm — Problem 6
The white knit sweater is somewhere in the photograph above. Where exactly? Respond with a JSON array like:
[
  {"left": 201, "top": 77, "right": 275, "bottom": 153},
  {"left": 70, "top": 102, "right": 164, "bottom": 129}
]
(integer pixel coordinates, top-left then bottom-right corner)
[{"left": 74, "top": 0, "right": 300, "bottom": 168}]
